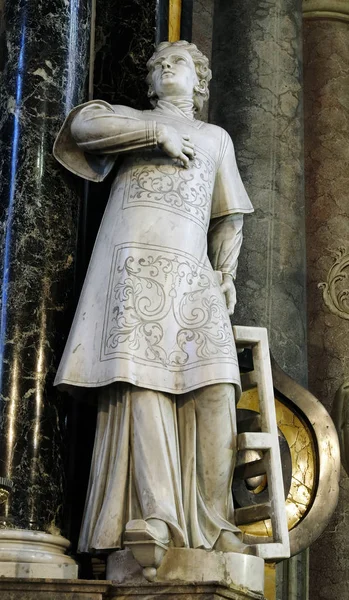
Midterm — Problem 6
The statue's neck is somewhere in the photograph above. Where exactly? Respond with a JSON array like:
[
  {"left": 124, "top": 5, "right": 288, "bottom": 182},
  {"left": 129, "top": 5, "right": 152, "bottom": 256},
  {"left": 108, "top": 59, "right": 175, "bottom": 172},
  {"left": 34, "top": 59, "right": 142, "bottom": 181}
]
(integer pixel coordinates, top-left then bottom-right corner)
[{"left": 156, "top": 98, "right": 195, "bottom": 120}]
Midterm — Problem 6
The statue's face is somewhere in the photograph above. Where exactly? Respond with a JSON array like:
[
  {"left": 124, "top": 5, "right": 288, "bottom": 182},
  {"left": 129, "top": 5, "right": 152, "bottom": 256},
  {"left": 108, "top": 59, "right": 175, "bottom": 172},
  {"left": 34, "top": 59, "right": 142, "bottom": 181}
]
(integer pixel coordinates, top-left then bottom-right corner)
[{"left": 150, "top": 47, "right": 199, "bottom": 99}]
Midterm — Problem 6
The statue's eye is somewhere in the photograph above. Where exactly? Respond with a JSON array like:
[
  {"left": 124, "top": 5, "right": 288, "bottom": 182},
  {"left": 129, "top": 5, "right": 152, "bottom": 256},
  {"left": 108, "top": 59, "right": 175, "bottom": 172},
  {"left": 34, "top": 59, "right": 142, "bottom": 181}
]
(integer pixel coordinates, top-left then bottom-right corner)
[{"left": 175, "top": 57, "right": 186, "bottom": 64}]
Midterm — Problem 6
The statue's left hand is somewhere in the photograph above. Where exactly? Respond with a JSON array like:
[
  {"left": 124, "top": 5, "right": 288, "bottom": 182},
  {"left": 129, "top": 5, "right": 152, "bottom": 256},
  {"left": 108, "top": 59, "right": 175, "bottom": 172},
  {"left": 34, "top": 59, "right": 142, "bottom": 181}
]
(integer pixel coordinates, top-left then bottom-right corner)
[{"left": 219, "top": 273, "right": 236, "bottom": 316}]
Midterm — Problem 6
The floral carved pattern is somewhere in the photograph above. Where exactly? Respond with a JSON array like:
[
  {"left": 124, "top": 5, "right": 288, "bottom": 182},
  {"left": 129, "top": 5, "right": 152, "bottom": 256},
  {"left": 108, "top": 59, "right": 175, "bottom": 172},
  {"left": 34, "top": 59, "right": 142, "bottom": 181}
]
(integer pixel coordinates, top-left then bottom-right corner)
[
  {"left": 102, "top": 244, "right": 235, "bottom": 368},
  {"left": 318, "top": 247, "right": 349, "bottom": 320},
  {"left": 122, "top": 150, "right": 215, "bottom": 230}
]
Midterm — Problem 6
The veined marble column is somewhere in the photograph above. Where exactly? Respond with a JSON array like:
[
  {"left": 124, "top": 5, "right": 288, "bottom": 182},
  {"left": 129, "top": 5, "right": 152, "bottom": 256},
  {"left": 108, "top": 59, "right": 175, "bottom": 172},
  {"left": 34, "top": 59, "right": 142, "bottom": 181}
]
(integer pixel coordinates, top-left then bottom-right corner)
[
  {"left": 303, "top": 2, "right": 349, "bottom": 599},
  {"left": 0, "top": 0, "right": 91, "bottom": 577},
  {"left": 210, "top": 3, "right": 307, "bottom": 600},
  {"left": 94, "top": 0, "right": 159, "bottom": 109}
]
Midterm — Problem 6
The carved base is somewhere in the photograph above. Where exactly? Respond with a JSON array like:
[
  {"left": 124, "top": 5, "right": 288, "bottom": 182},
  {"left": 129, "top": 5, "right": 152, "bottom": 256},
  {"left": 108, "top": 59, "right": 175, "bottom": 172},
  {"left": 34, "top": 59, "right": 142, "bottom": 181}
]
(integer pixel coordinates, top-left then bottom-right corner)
[
  {"left": 108, "top": 582, "right": 266, "bottom": 600},
  {"left": 0, "top": 530, "right": 78, "bottom": 579},
  {"left": 0, "top": 579, "right": 109, "bottom": 600},
  {"left": 0, "top": 579, "right": 265, "bottom": 600},
  {"left": 107, "top": 548, "right": 265, "bottom": 596}
]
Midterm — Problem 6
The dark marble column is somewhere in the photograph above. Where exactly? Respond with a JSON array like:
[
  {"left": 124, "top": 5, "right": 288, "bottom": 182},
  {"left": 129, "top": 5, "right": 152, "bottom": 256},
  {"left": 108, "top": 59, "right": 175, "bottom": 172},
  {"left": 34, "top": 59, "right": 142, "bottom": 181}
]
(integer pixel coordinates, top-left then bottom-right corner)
[
  {"left": 210, "top": 2, "right": 306, "bottom": 599},
  {"left": 0, "top": 0, "right": 91, "bottom": 533},
  {"left": 94, "top": 0, "right": 158, "bottom": 108},
  {"left": 79, "top": 0, "right": 160, "bottom": 269}
]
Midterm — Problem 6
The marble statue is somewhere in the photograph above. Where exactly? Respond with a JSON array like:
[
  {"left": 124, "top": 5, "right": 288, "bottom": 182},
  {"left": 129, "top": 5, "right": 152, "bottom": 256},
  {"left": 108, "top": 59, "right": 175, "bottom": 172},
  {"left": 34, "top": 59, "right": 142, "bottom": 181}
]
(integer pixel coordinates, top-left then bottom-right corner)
[{"left": 53, "top": 41, "right": 254, "bottom": 568}]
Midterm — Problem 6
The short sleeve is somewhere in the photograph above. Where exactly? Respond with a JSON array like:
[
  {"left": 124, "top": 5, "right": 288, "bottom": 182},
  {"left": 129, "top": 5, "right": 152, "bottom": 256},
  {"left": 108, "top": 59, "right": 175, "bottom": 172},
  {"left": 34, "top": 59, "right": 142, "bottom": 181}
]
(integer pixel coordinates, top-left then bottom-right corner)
[{"left": 211, "top": 130, "right": 254, "bottom": 218}]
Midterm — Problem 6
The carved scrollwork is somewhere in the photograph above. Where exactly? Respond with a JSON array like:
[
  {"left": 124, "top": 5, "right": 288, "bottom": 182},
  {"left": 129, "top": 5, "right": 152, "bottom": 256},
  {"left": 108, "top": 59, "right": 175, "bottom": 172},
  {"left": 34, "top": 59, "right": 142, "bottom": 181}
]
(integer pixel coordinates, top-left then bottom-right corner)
[
  {"left": 102, "top": 244, "right": 235, "bottom": 367},
  {"left": 318, "top": 246, "right": 349, "bottom": 320},
  {"left": 122, "top": 150, "right": 215, "bottom": 231}
]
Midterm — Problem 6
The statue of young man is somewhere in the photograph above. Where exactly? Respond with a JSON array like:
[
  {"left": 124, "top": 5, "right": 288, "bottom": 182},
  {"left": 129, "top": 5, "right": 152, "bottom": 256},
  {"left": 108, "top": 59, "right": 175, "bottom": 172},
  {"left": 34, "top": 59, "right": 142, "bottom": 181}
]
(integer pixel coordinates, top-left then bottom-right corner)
[{"left": 54, "top": 41, "right": 253, "bottom": 557}]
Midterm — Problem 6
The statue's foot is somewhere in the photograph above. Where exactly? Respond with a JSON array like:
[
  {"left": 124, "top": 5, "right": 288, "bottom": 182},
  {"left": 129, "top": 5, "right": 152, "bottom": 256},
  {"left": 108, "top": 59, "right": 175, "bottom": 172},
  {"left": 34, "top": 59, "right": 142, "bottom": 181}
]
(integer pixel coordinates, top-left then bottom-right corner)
[
  {"left": 124, "top": 519, "right": 170, "bottom": 581},
  {"left": 125, "top": 518, "right": 170, "bottom": 545},
  {"left": 214, "top": 530, "right": 255, "bottom": 555}
]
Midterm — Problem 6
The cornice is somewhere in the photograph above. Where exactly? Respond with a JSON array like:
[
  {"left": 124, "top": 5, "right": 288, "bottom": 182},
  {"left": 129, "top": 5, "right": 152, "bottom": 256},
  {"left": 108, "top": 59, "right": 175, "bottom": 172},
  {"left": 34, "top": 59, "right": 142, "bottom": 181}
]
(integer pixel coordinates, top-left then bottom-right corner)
[{"left": 303, "top": 0, "right": 349, "bottom": 21}]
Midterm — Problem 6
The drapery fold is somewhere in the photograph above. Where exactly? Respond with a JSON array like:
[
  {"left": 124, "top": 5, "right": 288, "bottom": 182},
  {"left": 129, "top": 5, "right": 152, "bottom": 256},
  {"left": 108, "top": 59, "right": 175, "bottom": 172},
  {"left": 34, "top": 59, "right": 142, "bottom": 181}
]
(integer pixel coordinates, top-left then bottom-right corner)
[{"left": 78, "top": 383, "right": 241, "bottom": 553}]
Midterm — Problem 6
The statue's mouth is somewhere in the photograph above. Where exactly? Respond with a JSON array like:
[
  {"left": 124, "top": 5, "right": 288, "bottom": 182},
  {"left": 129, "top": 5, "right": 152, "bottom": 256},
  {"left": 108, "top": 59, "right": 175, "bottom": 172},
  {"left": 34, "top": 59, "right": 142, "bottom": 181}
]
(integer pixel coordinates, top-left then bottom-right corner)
[{"left": 162, "top": 71, "right": 175, "bottom": 77}]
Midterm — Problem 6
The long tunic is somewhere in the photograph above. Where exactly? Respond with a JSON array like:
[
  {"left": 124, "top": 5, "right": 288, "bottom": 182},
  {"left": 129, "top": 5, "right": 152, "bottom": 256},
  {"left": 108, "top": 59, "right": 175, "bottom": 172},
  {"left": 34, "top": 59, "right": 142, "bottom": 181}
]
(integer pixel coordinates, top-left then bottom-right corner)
[{"left": 53, "top": 100, "right": 253, "bottom": 396}]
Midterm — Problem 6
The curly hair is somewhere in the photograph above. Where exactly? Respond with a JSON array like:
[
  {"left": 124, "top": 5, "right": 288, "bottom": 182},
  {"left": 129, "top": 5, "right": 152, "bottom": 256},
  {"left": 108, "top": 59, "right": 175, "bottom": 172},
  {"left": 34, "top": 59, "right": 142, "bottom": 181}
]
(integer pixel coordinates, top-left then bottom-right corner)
[{"left": 146, "top": 40, "right": 212, "bottom": 113}]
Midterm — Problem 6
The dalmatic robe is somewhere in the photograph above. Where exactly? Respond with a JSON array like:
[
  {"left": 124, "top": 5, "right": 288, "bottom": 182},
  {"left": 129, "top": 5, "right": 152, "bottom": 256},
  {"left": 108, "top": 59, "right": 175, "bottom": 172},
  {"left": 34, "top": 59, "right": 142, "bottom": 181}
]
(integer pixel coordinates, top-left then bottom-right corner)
[{"left": 53, "top": 100, "right": 254, "bottom": 551}]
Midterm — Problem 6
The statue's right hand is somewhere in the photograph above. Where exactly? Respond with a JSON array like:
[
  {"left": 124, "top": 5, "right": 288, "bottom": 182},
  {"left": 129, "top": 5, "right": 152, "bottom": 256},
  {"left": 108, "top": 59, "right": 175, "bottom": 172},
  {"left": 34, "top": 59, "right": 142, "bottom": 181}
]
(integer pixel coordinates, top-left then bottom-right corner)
[{"left": 156, "top": 124, "right": 195, "bottom": 168}]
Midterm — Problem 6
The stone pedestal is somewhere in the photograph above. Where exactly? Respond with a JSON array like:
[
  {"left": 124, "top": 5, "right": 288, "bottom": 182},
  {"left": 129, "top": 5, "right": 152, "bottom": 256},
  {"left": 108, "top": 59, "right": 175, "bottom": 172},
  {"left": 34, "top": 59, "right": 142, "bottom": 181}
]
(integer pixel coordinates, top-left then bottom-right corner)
[
  {"left": 107, "top": 548, "right": 265, "bottom": 597},
  {"left": 0, "top": 579, "right": 110, "bottom": 600},
  {"left": 0, "top": 530, "right": 77, "bottom": 579},
  {"left": 0, "top": 579, "right": 265, "bottom": 600},
  {"left": 107, "top": 583, "right": 264, "bottom": 600}
]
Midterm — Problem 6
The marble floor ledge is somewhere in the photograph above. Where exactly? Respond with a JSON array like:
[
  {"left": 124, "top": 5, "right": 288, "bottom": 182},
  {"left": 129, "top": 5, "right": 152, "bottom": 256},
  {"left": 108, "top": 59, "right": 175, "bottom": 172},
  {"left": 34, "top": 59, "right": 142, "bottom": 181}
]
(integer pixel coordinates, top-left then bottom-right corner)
[{"left": 0, "top": 579, "right": 265, "bottom": 600}]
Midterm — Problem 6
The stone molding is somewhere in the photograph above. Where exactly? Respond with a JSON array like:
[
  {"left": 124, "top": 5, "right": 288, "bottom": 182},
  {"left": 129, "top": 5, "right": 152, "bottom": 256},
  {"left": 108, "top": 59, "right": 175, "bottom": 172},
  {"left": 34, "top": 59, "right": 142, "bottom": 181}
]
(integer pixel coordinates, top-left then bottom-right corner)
[
  {"left": 0, "top": 579, "right": 265, "bottom": 600},
  {"left": 303, "top": 0, "right": 349, "bottom": 21},
  {"left": 107, "top": 547, "right": 265, "bottom": 594},
  {"left": 0, "top": 530, "right": 77, "bottom": 579}
]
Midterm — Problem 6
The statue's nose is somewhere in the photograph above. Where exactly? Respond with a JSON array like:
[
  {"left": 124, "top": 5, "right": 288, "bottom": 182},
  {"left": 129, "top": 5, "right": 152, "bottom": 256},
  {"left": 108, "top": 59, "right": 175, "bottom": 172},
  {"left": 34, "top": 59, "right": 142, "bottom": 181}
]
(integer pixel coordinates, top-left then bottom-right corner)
[{"left": 161, "top": 59, "right": 172, "bottom": 69}]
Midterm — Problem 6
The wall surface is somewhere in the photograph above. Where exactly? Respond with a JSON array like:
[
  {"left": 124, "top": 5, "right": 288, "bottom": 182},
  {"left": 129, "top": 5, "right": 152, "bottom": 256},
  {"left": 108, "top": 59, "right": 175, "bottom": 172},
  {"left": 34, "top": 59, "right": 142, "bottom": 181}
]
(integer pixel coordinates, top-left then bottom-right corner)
[
  {"left": 192, "top": 0, "right": 214, "bottom": 121},
  {"left": 304, "top": 16, "right": 349, "bottom": 600},
  {"left": 210, "top": 0, "right": 307, "bottom": 387}
]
